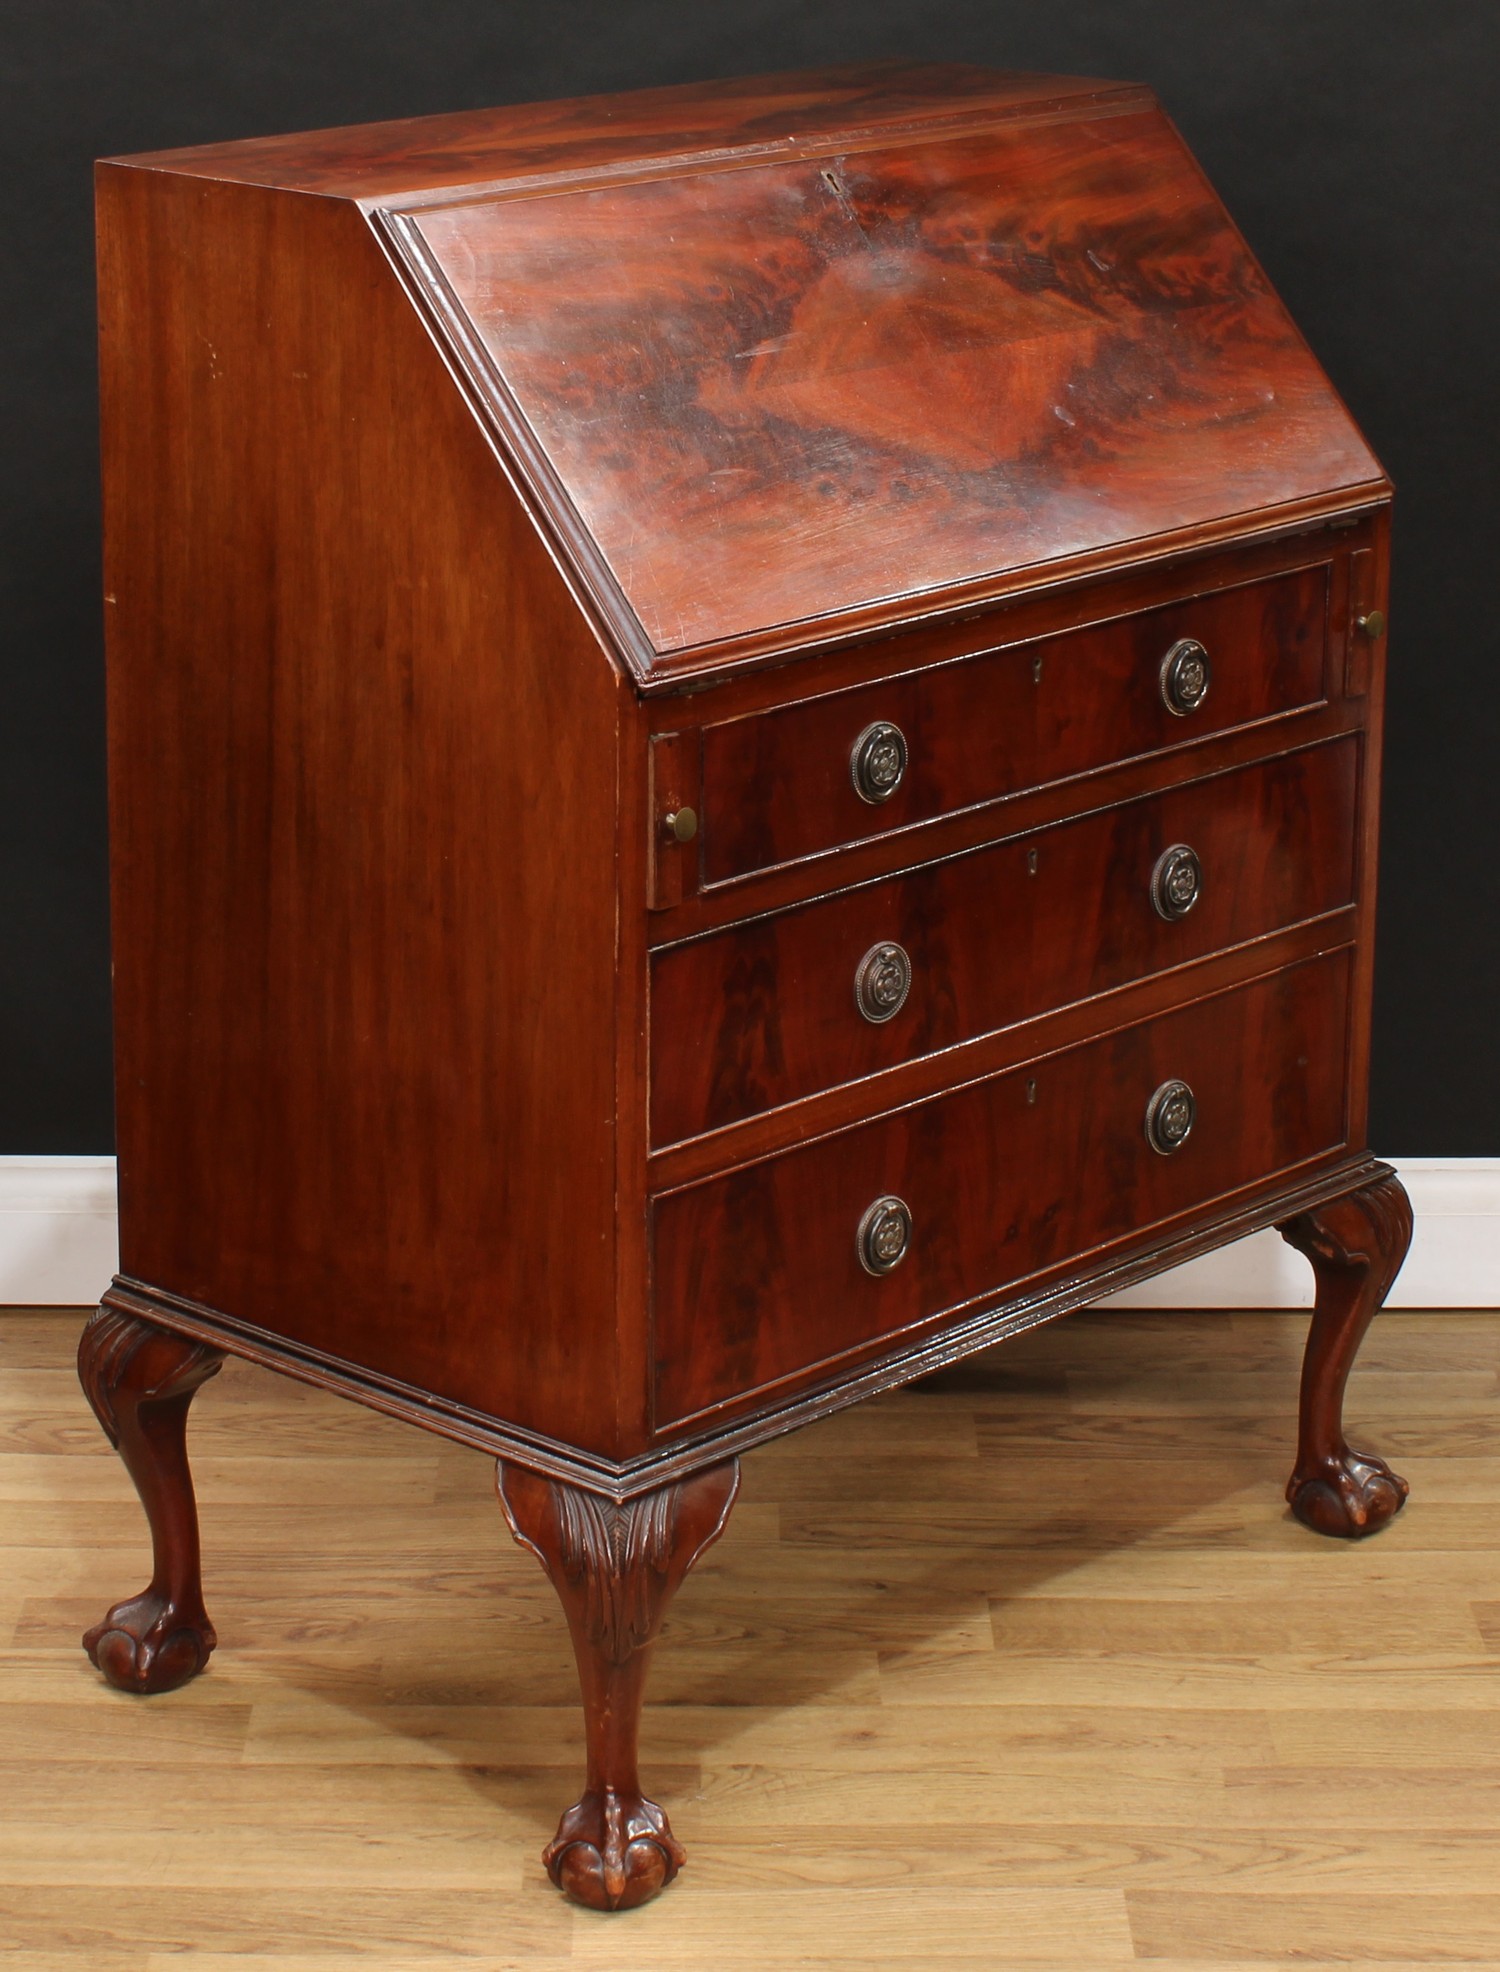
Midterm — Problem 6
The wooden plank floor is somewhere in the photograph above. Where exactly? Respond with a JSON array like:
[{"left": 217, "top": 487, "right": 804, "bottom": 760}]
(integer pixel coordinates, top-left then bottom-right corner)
[{"left": 2, "top": 1304, "right": 1498, "bottom": 1969}]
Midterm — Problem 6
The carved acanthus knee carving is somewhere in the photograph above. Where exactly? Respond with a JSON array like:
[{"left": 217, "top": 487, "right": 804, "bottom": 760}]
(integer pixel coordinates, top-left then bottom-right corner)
[
  {"left": 497, "top": 1459, "right": 740, "bottom": 1911},
  {"left": 78, "top": 1304, "right": 224, "bottom": 1692},
  {"left": 1278, "top": 1171, "right": 1413, "bottom": 1539}
]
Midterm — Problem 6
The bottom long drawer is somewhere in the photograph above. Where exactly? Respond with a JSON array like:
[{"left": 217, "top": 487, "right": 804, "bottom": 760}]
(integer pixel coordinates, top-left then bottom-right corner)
[{"left": 651, "top": 952, "right": 1351, "bottom": 1431}]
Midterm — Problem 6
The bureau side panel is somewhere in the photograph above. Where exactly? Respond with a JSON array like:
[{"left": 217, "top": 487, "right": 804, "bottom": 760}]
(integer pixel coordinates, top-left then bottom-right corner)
[{"left": 98, "top": 166, "right": 625, "bottom": 1451}]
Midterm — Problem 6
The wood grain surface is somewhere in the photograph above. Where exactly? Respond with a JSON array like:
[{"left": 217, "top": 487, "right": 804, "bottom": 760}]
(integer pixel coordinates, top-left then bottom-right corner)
[
  {"left": 651, "top": 737, "right": 1358, "bottom": 1145},
  {"left": 6, "top": 1303, "right": 1500, "bottom": 1967},
  {"left": 410, "top": 109, "right": 1382, "bottom": 655},
  {"left": 692, "top": 562, "right": 1330, "bottom": 887},
  {"left": 651, "top": 954, "right": 1353, "bottom": 1429},
  {"left": 97, "top": 166, "right": 630, "bottom": 1449},
  {"left": 110, "top": 61, "right": 1133, "bottom": 198}
]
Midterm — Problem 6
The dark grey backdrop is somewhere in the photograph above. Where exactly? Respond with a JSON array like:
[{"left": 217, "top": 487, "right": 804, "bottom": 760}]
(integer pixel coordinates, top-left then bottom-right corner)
[{"left": 4, "top": 2, "right": 1496, "bottom": 1153}]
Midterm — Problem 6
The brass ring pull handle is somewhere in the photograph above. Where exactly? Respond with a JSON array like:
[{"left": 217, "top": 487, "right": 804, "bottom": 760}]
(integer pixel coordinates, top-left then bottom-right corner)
[
  {"left": 857, "top": 1195, "right": 913, "bottom": 1275},
  {"left": 1150, "top": 844, "right": 1203, "bottom": 920},
  {"left": 1144, "top": 1079, "right": 1197, "bottom": 1155},
  {"left": 850, "top": 721, "right": 908, "bottom": 804},
  {"left": 854, "top": 941, "right": 912, "bottom": 1022},
  {"left": 1159, "top": 638, "right": 1211, "bottom": 715}
]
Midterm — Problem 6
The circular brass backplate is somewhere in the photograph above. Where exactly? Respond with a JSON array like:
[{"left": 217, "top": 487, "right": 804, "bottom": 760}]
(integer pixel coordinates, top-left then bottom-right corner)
[
  {"left": 1144, "top": 1079, "right": 1197, "bottom": 1155},
  {"left": 854, "top": 941, "right": 913, "bottom": 1022},
  {"left": 1151, "top": 844, "right": 1203, "bottom": 921},
  {"left": 850, "top": 721, "right": 909, "bottom": 804},
  {"left": 857, "top": 1195, "right": 913, "bottom": 1275},
  {"left": 1160, "top": 638, "right": 1211, "bottom": 716}
]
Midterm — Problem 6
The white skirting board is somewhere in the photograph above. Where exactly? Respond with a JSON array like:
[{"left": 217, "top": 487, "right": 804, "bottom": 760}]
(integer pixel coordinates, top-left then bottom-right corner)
[
  {"left": 0, "top": 1158, "right": 123, "bottom": 1307},
  {"left": 1100, "top": 1159, "right": 1500, "bottom": 1309},
  {"left": 0, "top": 1155, "right": 1495, "bottom": 1310}
]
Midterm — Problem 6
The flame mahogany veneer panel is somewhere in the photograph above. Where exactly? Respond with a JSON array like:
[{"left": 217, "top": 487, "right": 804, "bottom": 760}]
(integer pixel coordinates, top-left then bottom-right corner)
[
  {"left": 651, "top": 953, "right": 1352, "bottom": 1430},
  {"left": 650, "top": 736, "right": 1359, "bottom": 1146},
  {"left": 695, "top": 562, "right": 1330, "bottom": 883},
  {"left": 412, "top": 112, "right": 1379, "bottom": 654}
]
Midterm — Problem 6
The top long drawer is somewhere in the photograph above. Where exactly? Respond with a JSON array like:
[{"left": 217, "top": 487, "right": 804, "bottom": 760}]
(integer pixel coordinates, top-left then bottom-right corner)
[{"left": 695, "top": 563, "right": 1328, "bottom": 885}]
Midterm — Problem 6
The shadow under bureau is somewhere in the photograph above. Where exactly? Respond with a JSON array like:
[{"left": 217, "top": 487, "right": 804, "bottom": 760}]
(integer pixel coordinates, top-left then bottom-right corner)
[{"left": 86, "top": 61, "right": 1412, "bottom": 1910}]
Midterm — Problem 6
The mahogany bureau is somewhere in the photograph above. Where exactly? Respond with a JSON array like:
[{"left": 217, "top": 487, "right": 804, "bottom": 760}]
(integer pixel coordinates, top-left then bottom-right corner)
[{"left": 87, "top": 62, "right": 1413, "bottom": 1910}]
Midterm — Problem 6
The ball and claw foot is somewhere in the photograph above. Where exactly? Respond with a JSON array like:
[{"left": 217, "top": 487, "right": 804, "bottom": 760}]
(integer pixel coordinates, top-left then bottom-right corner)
[
  {"left": 497, "top": 1458, "right": 740, "bottom": 1912},
  {"left": 1287, "top": 1448, "right": 1409, "bottom": 1541},
  {"left": 77, "top": 1305, "right": 224, "bottom": 1695},
  {"left": 545, "top": 1788, "right": 686, "bottom": 1911},
  {"left": 1279, "top": 1172, "right": 1413, "bottom": 1545},
  {"left": 83, "top": 1589, "right": 217, "bottom": 1694}
]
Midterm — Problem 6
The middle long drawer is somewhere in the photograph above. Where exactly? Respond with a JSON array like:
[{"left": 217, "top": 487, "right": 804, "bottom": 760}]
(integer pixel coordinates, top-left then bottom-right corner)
[{"left": 650, "top": 736, "right": 1357, "bottom": 1147}]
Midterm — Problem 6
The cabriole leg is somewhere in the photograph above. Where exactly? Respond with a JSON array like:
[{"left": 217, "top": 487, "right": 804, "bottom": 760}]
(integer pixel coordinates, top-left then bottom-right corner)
[
  {"left": 78, "top": 1305, "right": 224, "bottom": 1691},
  {"left": 1278, "top": 1172, "right": 1413, "bottom": 1538},
  {"left": 497, "top": 1459, "right": 740, "bottom": 1911}
]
